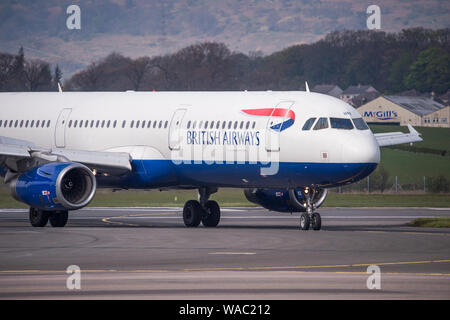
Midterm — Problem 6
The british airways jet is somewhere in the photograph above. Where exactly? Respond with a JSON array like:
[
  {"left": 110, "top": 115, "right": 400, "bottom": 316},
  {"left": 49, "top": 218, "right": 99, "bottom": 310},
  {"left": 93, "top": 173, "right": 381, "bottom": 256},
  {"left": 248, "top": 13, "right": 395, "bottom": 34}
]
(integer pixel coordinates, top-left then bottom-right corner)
[{"left": 0, "top": 91, "right": 421, "bottom": 230}]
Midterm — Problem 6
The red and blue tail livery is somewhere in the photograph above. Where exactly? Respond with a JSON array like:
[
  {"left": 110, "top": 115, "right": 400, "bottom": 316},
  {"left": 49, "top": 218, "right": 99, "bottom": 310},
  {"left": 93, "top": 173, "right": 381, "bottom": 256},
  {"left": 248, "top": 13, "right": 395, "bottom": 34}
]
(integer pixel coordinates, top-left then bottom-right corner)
[{"left": 241, "top": 108, "right": 296, "bottom": 131}]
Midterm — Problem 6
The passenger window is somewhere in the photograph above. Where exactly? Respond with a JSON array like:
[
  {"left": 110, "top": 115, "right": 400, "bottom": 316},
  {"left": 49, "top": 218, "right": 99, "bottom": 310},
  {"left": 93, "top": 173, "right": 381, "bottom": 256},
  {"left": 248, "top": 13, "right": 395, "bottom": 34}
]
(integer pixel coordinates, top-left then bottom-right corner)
[
  {"left": 158, "top": 121, "right": 162, "bottom": 128},
  {"left": 101, "top": 120, "right": 105, "bottom": 128},
  {"left": 216, "top": 121, "right": 220, "bottom": 129},
  {"left": 164, "top": 121, "right": 168, "bottom": 128},
  {"left": 240, "top": 121, "right": 244, "bottom": 129},
  {"left": 68, "top": 120, "right": 72, "bottom": 128},
  {"left": 14, "top": 120, "right": 18, "bottom": 128},
  {"left": 96, "top": 120, "right": 100, "bottom": 128},
  {"left": 246, "top": 121, "right": 250, "bottom": 130},
  {"left": 204, "top": 121, "right": 208, "bottom": 129},
  {"left": 20, "top": 120, "right": 23, "bottom": 128},
  {"left": 26, "top": 120, "right": 29, "bottom": 128},
  {"left": 122, "top": 120, "right": 126, "bottom": 128},
  {"left": 79, "top": 120, "right": 83, "bottom": 128},
  {"left": 193, "top": 121, "right": 196, "bottom": 129},
  {"left": 113, "top": 120, "right": 117, "bottom": 128},
  {"left": 107, "top": 120, "right": 111, "bottom": 128},
  {"left": 352, "top": 118, "right": 369, "bottom": 130},
  {"left": 211, "top": 121, "right": 215, "bottom": 129},
  {"left": 41, "top": 120, "right": 45, "bottom": 128},
  {"left": 91, "top": 120, "right": 95, "bottom": 128},
  {"left": 153, "top": 121, "right": 157, "bottom": 128},
  {"left": 234, "top": 121, "right": 238, "bottom": 129},
  {"left": 130, "top": 120, "right": 134, "bottom": 128},
  {"left": 30, "top": 120, "right": 34, "bottom": 128},
  {"left": 85, "top": 120, "right": 89, "bottom": 128},
  {"left": 330, "top": 118, "right": 354, "bottom": 130},
  {"left": 147, "top": 121, "right": 151, "bottom": 128},
  {"left": 136, "top": 120, "right": 140, "bottom": 128},
  {"left": 187, "top": 120, "right": 191, "bottom": 129},
  {"left": 252, "top": 121, "right": 256, "bottom": 129},
  {"left": 74, "top": 120, "right": 78, "bottom": 128},
  {"left": 313, "top": 118, "right": 328, "bottom": 130},
  {"left": 302, "top": 118, "right": 316, "bottom": 131}
]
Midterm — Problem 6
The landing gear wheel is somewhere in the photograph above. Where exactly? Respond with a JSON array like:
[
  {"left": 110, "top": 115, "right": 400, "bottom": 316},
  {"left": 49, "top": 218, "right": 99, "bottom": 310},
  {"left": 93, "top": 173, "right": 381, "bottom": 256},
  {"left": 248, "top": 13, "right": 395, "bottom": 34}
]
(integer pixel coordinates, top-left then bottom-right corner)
[
  {"left": 29, "top": 207, "right": 49, "bottom": 227},
  {"left": 49, "top": 211, "right": 69, "bottom": 227},
  {"left": 183, "top": 200, "right": 203, "bottom": 227},
  {"left": 311, "top": 212, "right": 321, "bottom": 230},
  {"left": 202, "top": 200, "right": 221, "bottom": 227},
  {"left": 300, "top": 213, "right": 310, "bottom": 230}
]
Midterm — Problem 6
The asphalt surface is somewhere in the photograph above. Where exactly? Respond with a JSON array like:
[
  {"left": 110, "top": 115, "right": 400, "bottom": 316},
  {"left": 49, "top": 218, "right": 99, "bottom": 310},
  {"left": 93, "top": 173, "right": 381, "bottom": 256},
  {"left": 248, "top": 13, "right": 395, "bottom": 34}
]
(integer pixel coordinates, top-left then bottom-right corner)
[{"left": 0, "top": 206, "right": 449, "bottom": 299}]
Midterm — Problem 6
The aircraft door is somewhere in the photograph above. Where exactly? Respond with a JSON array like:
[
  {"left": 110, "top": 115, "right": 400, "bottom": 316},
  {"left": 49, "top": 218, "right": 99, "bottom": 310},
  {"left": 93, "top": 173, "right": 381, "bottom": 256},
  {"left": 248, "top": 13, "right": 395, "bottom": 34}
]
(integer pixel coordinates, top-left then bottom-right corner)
[
  {"left": 168, "top": 108, "right": 187, "bottom": 150},
  {"left": 54, "top": 108, "right": 72, "bottom": 148},
  {"left": 265, "top": 101, "right": 294, "bottom": 152}
]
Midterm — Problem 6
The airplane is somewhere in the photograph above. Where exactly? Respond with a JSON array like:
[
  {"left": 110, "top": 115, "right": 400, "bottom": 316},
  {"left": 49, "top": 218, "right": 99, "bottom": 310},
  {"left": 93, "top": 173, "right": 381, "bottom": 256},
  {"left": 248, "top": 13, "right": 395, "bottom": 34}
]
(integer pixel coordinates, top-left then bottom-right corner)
[{"left": 0, "top": 90, "right": 422, "bottom": 230}]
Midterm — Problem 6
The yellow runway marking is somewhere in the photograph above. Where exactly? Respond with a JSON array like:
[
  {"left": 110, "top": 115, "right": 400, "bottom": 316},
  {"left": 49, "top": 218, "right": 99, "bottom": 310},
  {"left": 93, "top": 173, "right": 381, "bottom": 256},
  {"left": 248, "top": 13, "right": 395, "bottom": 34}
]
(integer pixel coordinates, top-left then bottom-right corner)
[
  {"left": 101, "top": 212, "right": 176, "bottom": 226},
  {"left": 3, "top": 259, "right": 448, "bottom": 275}
]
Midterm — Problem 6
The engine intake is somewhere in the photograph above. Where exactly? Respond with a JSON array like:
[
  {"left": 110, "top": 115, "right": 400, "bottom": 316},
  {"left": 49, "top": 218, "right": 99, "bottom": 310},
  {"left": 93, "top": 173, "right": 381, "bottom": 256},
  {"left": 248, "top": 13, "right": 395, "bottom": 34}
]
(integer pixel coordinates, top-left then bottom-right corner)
[{"left": 10, "top": 162, "right": 96, "bottom": 211}]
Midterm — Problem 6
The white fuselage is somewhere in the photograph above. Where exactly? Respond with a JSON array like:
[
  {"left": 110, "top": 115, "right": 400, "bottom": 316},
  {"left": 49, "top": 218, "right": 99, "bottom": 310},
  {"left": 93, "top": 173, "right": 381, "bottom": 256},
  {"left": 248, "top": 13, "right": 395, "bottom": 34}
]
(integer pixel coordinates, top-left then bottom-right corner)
[{"left": 0, "top": 91, "right": 380, "bottom": 189}]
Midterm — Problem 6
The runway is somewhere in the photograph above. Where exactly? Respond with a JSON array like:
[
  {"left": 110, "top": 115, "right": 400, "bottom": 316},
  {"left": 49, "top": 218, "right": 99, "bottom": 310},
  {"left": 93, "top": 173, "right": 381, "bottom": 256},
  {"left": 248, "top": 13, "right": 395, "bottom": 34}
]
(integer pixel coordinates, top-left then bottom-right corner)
[{"left": 0, "top": 206, "right": 449, "bottom": 299}]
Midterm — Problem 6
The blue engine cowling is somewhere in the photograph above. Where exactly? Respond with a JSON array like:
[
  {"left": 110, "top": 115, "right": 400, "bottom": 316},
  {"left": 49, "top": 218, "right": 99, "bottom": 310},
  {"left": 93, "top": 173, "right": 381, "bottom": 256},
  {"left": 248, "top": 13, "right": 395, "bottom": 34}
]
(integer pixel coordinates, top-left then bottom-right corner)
[
  {"left": 244, "top": 188, "right": 327, "bottom": 212},
  {"left": 10, "top": 162, "right": 96, "bottom": 211}
]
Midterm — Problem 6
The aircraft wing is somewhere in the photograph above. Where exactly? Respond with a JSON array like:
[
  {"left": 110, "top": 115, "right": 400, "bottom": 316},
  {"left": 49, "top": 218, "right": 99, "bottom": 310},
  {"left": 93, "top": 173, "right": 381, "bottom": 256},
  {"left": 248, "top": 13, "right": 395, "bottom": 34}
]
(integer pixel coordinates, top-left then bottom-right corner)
[
  {"left": 374, "top": 124, "right": 423, "bottom": 147},
  {"left": 0, "top": 136, "right": 132, "bottom": 180}
]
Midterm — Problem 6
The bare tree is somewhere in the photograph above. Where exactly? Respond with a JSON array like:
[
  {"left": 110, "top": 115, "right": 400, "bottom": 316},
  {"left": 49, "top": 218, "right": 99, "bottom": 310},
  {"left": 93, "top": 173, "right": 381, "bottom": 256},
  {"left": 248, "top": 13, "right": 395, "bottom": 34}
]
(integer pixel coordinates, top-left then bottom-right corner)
[
  {"left": 23, "top": 59, "right": 52, "bottom": 91},
  {"left": 125, "top": 57, "right": 150, "bottom": 91},
  {"left": 70, "top": 62, "right": 106, "bottom": 91}
]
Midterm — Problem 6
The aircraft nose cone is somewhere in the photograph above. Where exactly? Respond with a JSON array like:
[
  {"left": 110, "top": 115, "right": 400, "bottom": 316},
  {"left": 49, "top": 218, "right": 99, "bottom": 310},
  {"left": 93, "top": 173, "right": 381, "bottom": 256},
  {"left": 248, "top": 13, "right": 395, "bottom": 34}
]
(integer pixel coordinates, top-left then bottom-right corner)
[{"left": 343, "top": 134, "right": 380, "bottom": 164}]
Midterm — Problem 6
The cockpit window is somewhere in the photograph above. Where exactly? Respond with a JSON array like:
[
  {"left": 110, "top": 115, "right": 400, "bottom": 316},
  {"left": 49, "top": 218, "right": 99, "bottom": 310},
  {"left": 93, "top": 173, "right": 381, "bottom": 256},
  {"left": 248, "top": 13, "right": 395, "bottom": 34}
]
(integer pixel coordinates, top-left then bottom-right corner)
[
  {"left": 313, "top": 117, "right": 329, "bottom": 130},
  {"left": 352, "top": 117, "right": 369, "bottom": 130},
  {"left": 330, "top": 117, "right": 354, "bottom": 130},
  {"left": 302, "top": 117, "right": 316, "bottom": 130}
]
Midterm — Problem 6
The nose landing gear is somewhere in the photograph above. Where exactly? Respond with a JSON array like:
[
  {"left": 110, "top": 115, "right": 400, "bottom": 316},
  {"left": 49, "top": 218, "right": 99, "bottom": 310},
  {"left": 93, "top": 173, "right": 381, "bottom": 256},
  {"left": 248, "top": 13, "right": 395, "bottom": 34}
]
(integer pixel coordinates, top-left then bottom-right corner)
[{"left": 293, "top": 187, "right": 325, "bottom": 231}]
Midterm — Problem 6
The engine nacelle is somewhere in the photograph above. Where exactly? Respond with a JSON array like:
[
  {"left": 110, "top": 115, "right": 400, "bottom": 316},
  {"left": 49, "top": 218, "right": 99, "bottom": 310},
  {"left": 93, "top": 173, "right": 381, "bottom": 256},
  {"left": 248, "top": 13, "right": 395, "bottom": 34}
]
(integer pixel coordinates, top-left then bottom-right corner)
[
  {"left": 10, "top": 162, "right": 96, "bottom": 211},
  {"left": 244, "top": 188, "right": 328, "bottom": 212}
]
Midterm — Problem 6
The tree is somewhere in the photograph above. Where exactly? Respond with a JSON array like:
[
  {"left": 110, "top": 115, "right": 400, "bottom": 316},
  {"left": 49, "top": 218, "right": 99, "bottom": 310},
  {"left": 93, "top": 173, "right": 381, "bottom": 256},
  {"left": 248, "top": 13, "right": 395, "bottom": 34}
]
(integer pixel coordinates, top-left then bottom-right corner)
[
  {"left": 23, "top": 59, "right": 52, "bottom": 91},
  {"left": 53, "top": 65, "right": 63, "bottom": 90},
  {"left": 405, "top": 47, "right": 450, "bottom": 94},
  {"left": 125, "top": 57, "right": 150, "bottom": 91}
]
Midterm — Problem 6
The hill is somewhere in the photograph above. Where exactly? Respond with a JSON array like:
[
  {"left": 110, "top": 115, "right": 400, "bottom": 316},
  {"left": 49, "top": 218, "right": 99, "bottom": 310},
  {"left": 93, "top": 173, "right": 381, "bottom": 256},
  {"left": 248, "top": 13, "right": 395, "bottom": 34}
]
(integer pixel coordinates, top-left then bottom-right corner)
[{"left": 0, "top": 0, "right": 449, "bottom": 76}]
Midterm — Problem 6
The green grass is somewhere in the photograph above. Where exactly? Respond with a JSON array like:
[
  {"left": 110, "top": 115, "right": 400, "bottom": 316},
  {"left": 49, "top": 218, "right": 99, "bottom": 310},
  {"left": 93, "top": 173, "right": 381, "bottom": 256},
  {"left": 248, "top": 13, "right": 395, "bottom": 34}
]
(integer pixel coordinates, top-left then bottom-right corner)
[
  {"left": 407, "top": 217, "right": 450, "bottom": 228},
  {"left": 1, "top": 188, "right": 449, "bottom": 208},
  {"left": 379, "top": 148, "right": 450, "bottom": 184}
]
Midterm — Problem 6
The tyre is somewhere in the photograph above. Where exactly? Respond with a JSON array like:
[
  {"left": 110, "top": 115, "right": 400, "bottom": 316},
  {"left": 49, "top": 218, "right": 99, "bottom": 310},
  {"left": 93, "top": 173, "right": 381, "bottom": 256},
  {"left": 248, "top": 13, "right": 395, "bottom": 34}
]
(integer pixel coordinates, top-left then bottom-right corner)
[
  {"left": 183, "top": 200, "right": 203, "bottom": 227},
  {"left": 49, "top": 211, "right": 69, "bottom": 227},
  {"left": 29, "top": 207, "right": 49, "bottom": 227},
  {"left": 202, "top": 200, "right": 221, "bottom": 227},
  {"left": 300, "top": 213, "right": 310, "bottom": 230},
  {"left": 311, "top": 212, "right": 321, "bottom": 230}
]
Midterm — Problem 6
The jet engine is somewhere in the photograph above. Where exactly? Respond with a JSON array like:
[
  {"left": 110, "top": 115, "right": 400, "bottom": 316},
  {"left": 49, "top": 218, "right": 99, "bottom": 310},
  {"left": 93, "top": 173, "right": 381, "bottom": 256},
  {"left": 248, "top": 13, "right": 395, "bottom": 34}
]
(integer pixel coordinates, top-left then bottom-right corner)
[
  {"left": 244, "top": 188, "right": 328, "bottom": 212},
  {"left": 10, "top": 162, "right": 96, "bottom": 211}
]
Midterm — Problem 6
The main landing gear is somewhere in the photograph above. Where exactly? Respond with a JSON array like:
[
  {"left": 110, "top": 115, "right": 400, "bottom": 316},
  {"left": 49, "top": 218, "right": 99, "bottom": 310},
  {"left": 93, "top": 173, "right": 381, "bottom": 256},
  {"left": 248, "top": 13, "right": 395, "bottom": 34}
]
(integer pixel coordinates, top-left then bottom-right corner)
[
  {"left": 183, "top": 187, "right": 221, "bottom": 228},
  {"left": 29, "top": 207, "right": 68, "bottom": 227}
]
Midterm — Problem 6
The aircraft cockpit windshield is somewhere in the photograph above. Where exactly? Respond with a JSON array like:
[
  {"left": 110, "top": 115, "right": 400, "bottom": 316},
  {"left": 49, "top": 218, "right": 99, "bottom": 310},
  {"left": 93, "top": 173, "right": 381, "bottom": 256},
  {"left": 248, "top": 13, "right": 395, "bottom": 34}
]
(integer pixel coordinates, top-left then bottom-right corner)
[
  {"left": 302, "top": 117, "right": 370, "bottom": 131},
  {"left": 330, "top": 117, "right": 354, "bottom": 130}
]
